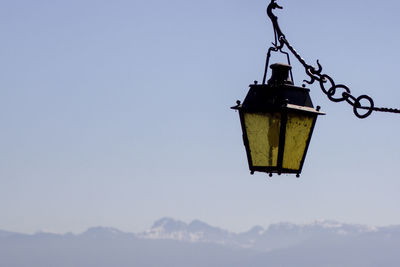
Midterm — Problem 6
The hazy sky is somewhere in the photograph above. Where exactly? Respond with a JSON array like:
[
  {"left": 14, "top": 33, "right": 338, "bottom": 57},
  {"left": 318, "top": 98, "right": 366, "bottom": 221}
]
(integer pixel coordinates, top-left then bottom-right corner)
[{"left": 1, "top": 0, "right": 400, "bottom": 234}]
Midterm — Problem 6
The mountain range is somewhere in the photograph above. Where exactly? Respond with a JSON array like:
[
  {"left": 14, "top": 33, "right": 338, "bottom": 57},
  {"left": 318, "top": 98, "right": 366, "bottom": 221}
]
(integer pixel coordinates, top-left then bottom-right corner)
[{"left": 1, "top": 218, "right": 400, "bottom": 267}]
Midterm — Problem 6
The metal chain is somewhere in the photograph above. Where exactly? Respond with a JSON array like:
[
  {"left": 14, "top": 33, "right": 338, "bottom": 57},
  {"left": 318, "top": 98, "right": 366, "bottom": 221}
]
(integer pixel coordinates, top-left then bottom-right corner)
[
  {"left": 280, "top": 37, "right": 400, "bottom": 118},
  {"left": 267, "top": 0, "right": 400, "bottom": 119}
]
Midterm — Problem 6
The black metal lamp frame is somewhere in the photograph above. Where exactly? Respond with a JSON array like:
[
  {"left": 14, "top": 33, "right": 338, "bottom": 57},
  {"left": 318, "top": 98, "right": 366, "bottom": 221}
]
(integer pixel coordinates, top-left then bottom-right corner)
[{"left": 233, "top": 79, "right": 323, "bottom": 177}]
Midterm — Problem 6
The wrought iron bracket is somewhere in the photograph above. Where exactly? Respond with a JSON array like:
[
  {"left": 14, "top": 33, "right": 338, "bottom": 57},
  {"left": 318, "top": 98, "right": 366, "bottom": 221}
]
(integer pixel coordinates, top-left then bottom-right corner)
[{"left": 265, "top": 0, "right": 400, "bottom": 119}]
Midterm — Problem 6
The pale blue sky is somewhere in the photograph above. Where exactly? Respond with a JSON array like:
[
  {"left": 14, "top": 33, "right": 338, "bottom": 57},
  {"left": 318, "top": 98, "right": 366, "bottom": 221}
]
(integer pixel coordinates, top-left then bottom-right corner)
[{"left": 1, "top": 0, "right": 400, "bottom": 234}]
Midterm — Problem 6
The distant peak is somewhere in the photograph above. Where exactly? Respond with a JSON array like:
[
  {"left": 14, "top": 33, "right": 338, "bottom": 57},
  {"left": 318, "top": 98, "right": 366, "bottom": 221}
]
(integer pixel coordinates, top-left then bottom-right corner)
[
  {"left": 247, "top": 225, "right": 264, "bottom": 234},
  {"left": 188, "top": 219, "right": 210, "bottom": 228},
  {"left": 85, "top": 226, "right": 122, "bottom": 233},
  {"left": 81, "top": 226, "right": 127, "bottom": 238},
  {"left": 151, "top": 218, "right": 187, "bottom": 232}
]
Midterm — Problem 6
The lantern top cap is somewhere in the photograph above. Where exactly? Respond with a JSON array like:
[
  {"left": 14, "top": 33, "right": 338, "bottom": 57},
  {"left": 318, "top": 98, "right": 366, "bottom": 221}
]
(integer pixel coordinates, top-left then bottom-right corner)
[
  {"left": 270, "top": 63, "right": 291, "bottom": 70},
  {"left": 268, "top": 63, "right": 293, "bottom": 85}
]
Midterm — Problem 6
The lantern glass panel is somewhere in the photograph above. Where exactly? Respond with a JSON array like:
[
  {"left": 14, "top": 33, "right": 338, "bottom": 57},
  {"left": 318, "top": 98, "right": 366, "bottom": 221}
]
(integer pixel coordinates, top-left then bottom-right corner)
[
  {"left": 282, "top": 111, "right": 315, "bottom": 170},
  {"left": 243, "top": 112, "right": 281, "bottom": 167}
]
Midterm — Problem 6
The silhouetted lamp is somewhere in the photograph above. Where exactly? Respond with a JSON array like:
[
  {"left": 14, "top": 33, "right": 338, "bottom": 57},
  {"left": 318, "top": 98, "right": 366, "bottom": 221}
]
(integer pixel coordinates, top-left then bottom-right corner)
[
  {"left": 231, "top": 0, "right": 400, "bottom": 177},
  {"left": 232, "top": 63, "right": 324, "bottom": 177}
]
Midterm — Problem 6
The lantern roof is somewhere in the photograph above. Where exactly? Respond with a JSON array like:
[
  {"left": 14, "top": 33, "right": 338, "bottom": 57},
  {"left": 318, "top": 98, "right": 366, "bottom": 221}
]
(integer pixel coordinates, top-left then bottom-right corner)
[{"left": 232, "top": 63, "right": 324, "bottom": 115}]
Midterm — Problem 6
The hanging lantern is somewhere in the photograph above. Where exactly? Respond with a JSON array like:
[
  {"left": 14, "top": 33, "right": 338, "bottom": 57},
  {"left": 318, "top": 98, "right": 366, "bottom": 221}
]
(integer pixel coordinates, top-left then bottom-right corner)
[
  {"left": 231, "top": 0, "right": 400, "bottom": 178},
  {"left": 232, "top": 63, "right": 324, "bottom": 177}
]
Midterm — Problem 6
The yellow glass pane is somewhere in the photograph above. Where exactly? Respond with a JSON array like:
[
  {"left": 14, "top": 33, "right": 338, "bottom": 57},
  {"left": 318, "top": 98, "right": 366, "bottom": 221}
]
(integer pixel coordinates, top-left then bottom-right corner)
[
  {"left": 244, "top": 113, "right": 281, "bottom": 167},
  {"left": 282, "top": 112, "right": 314, "bottom": 170}
]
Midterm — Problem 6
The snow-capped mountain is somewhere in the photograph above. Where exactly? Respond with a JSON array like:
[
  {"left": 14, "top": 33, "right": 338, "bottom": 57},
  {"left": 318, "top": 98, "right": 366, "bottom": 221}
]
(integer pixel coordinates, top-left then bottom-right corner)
[
  {"left": 138, "top": 218, "right": 382, "bottom": 251},
  {"left": 139, "top": 217, "right": 234, "bottom": 244},
  {"left": 1, "top": 219, "right": 400, "bottom": 267},
  {"left": 80, "top": 226, "right": 133, "bottom": 239}
]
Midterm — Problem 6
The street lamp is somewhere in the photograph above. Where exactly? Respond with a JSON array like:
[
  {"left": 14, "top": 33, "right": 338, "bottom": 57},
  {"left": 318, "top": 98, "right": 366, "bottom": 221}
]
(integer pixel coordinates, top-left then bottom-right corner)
[
  {"left": 232, "top": 0, "right": 400, "bottom": 177},
  {"left": 232, "top": 64, "right": 324, "bottom": 177}
]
